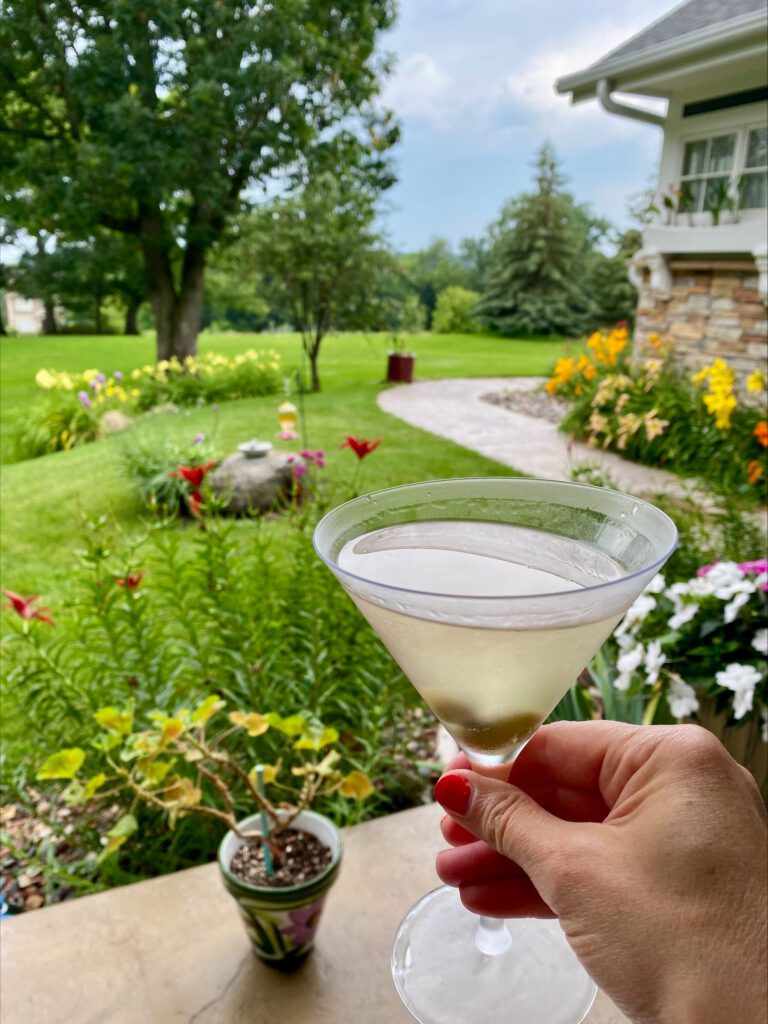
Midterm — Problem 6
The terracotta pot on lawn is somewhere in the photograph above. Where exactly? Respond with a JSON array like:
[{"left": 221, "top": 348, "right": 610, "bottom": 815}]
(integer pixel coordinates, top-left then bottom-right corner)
[
  {"left": 386, "top": 352, "right": 415, "bottom": 383},
  {"left": 218, "top": 810, "right": 343, "bottom": 970}
]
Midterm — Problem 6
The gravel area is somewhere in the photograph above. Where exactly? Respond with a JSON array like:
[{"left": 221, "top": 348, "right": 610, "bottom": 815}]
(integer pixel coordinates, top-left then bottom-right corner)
[{"left": 481, "top": 387, "right": 569, "bottom": 425}]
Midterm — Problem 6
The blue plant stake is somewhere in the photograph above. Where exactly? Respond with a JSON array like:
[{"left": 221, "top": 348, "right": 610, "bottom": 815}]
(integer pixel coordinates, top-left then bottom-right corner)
[{"left": 255, "top": 765, "right": 274, "bottom": 877}]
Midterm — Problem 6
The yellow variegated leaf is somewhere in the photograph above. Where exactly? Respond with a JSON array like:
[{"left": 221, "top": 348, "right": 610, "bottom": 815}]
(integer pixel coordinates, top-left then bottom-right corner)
[
  {"left": 228, "top": 711, "right": 269, "bottom": 737},
  {"left": 315, "top": 750, "right": 341, "bottom": 776},
  {"left": 338, "top": 770, "right": 374, "bottom": 800},
  {"left": 94, "top": 706, "right": 133, "bottom": 735},
  {"left": 161, "top": 718, "right": 185, "bottom": 744},
  {"left": 265, "top": 712, "right": 306, "bottom": 737},
  {"left": 83, "top": 773, "right": 107, "bottom": 798},
  {"left": 37, "top": 748, "right": 85, "bottom": 780},
  {"left": 191, "top": 695, "right": 225, "bottom": 726},
  {"left": 163, "top": 776, "right": 202, "bottom": 807},
  {"left": 294, "top": 726, "right": 339, "bottom": 752},
  {"left": 138, "top": 759, "right": 172, "bottom": 784},
  {"left": 247, "top": 763, "right": 278, "bottom": 787}
]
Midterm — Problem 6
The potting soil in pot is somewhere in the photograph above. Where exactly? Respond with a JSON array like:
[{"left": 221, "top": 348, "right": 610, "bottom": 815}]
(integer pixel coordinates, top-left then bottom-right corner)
[{"left": 230, "top": 828, "right": 332, "bottom": 888}]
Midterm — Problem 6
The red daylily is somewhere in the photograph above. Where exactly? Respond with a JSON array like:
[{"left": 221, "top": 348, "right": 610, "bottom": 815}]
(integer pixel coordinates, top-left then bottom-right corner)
[
  {"left": 168, "top": 461, "right": 217, "bottom": 488},
  {"left": 341, "top": 436, "right": 381, "bottom": 460},
  {"left": 115, "top": 572, "right": 144, "bottom": 591},
  {"left": 188, "top": 491, "right": 204, "bottom": 516},
  {"left": 2, "top": 590, "right": 55, "bottom": 626}
]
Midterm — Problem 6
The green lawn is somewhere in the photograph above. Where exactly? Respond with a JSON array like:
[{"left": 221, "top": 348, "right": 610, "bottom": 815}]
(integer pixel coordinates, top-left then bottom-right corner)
[{"left": 1, "top": 330, "right": 568, "bottom": 595}]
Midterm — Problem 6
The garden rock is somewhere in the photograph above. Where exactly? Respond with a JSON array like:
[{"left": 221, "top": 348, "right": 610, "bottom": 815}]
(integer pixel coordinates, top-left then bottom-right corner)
[
  {"left": 210, "top": 451, "right": 300, "bottom": 514},
  {"left": 100, "top": 410, "right": 134, "bottom": 434}
]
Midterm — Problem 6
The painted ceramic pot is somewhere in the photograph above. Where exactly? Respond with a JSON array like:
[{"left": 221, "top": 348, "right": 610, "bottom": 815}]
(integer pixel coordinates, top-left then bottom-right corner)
[{"left": 218, "top": 810, "right": 342, "bottom": 970}]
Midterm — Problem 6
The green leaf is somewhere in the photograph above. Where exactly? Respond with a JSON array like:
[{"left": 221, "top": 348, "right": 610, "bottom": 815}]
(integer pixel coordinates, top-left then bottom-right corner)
[
  {"left": 191, "top": 694, "right": 225, "bottom": 725},
  {"left": 108, "top": 813, "right": 138, "bottom": 839},
  {"left": 94, "top": 706, "right": 133, "bottom": 735},
  {"left": 37, "top": 748, "right": 86, "bottom": 780},
  {"left": 139, "top": 760, "right": 172, "bottom": 784}
]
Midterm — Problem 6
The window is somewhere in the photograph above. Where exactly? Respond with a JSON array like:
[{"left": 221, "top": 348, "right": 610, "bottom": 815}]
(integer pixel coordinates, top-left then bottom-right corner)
[
  {"left": 679, "top": 134, "right": 735, "bottom": 212},
  {"left": 741, "top": 127, "right": 767, "bottom": 209},
  {"left": 679, "top": 125, "right": 768, "bottom": 214}
]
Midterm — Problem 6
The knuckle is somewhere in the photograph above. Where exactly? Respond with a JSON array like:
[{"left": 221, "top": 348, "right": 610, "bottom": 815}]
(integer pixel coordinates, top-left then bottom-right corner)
[{"left": 478, "top": 788, "right": 528, "bottom": 856}]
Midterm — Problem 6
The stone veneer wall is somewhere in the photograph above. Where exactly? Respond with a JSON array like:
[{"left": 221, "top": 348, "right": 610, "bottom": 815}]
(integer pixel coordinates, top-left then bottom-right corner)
[{"left": 633, "top": 260, "right": 767, "bottom": 378}]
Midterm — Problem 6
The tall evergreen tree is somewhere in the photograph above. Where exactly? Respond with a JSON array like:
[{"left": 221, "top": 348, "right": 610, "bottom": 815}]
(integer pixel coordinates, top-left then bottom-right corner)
[{"left": 476, "top": 143, "right": 594, "bottom": 338}]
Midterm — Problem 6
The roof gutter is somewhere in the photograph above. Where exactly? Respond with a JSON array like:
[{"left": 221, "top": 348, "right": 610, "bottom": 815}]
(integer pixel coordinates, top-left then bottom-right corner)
[{"left": 596, "top": 79, "right": 665, "bottom": 127}]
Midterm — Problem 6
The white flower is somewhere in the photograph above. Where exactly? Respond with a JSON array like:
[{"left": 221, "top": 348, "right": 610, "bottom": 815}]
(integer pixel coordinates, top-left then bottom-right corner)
[
  {"left": 667, "top": 675, "right": 699, "bottom": 720},
  {"left": 615, "top": 644, "right": 645, "bottom": 691},
  {"left": 705, "top": 561, "right": 744, "bottom": 594},
  {"left": 723, "top": 590, "right": 751, "bottom": 624},
  {"left": 668, "top": 603, "right": 698, "bottom": 631},
  {"left": 645, "top": 573, "right": 666, "bottom": 595},
  {"left": 715, "top": 663, "right": 763, "bottom": 720},
  {"left": 622, "top": 594, "right": 656, "bottom": 629},
  {"left": 752, "top": 629, "right": 768, "bottom": 656},
  {"left": 644, "top": 640, "right": 666, "bottom": 686}
]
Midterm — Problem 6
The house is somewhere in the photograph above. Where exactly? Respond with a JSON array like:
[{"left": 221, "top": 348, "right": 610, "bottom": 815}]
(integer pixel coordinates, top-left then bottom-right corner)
[
  {"left": 556, "top": 0, "right": 768, "bottom": 377},
  {"left": 3, "top": 291, "right": 46, "bottom": 334}
]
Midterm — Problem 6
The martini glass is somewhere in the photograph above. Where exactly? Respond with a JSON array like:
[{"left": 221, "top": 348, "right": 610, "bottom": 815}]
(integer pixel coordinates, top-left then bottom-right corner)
[{"left": 314, "top": 478, "right": 677, "bottom": 1024}]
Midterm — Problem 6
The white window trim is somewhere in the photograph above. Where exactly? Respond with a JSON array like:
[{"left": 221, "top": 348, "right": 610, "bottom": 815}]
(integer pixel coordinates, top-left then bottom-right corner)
[{"left": 678, "top": 121, "right": 767, "bottom": 217}]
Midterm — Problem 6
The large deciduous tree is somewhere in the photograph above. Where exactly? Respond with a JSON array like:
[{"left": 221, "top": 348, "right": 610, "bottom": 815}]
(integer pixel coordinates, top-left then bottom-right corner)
[{"left": 0, "top": 0, "right": 395, "bottom": 360}]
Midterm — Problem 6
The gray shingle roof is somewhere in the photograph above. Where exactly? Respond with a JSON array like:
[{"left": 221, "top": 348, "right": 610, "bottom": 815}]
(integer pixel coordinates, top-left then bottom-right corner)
[{"left": 602, "top": 0, "right": 766, "bottom": 64}]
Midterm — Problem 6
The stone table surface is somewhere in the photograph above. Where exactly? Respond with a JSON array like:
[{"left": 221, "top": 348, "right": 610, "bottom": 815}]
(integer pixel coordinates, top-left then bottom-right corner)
[{"left": 0, "top": 803, "right": 631, "bottom": 1024}]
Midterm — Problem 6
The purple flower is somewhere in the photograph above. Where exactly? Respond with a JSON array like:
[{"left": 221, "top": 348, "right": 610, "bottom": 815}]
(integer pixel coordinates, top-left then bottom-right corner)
[
  {"left": 89, "top": 379, "right": 98, "bottom": 390},
  {"left": 97, "top": 373, "right": 106, "bottom": 384},
  {"left": 114, "top": 370, "right": 123, "bottom": 382},
  {"left": 193, "top": 433, "right": 205, "bottom": 445},
  {"left": 281, "top": 897, "right": 325, "bottom": 948},
  {"left": 78, "top": 390, "right": 92, "bottom": 409},
  {"left": 292, "top": 463, "right": 307, "bottom": 478}
]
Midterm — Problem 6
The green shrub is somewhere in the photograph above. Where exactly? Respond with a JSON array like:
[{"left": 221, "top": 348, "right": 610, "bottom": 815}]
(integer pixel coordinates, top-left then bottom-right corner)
[
  {"left": 432, "top": 286, "right": 480, "bottom": 334},
  {"left": 128, "top": 350, "right": 282, "bottom": 410},
  {"left": 9, "top": 387, "right": 104, "bottom": 460}
]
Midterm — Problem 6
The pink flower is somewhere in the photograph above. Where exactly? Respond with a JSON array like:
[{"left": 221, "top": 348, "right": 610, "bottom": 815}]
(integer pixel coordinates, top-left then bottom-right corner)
[
  {"left": 292, "top": 463, "right": 307, "bottom": 478},
  {"left": 277, "top": 429, "right": 298, "bottom": 441},
  {"left": 281, "top": 897, "right": 325, "bottom": 948},
  {"left": 738, "top": 559, "right": 768, "bottom": 575}
]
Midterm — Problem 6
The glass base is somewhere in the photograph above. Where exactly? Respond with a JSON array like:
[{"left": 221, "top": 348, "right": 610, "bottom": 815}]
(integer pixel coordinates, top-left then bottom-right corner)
[{"left": 392, "top": 886, "right": 597, "bottom": 1024}]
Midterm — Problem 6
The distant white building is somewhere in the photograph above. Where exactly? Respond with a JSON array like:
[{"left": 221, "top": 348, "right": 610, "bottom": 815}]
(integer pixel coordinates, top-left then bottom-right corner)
[
  {"left": 557, "top": 0, "right": 768, "bottom": 375},
  {"left": 3, "top": 292, "right": 46, "bottom": 334}
]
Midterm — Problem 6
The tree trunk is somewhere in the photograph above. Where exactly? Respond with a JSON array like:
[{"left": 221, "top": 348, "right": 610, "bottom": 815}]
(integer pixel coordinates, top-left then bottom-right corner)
[
  {"left": 310, "top": 350, "right": 321, "bottom": 392},
  {"left": 124, "top": 297, "right": 142, "bottom": 335},
  {"left": 145, "top": 244, "right": 204, "bottom": 361},
  {"left": 42, "top": 300, "right": 58, "bottom": 334},
  {"left": 94, "top": 297, "right": 103, "bottom": 334}
]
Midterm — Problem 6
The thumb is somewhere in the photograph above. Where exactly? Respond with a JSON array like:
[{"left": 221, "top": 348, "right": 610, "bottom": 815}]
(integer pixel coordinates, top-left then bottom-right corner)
[{"left": 434, "top": 770, "right": 579, "bottom": 881}]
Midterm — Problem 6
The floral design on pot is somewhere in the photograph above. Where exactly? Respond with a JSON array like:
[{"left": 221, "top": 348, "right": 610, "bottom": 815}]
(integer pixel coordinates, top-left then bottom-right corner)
[{"left": 218, "top": 810, "right": 343, "bottom": 970}]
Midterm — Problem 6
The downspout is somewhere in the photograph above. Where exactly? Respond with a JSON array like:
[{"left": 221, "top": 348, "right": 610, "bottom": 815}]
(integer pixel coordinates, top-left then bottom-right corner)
[{"left": 596, "top": 79, "right": 665, "bottom": 127}]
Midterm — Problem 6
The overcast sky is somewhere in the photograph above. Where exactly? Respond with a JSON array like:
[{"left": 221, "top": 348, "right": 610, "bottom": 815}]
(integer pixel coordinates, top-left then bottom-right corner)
[{"left": 378, "top": 0, "right": 674, "bottom": 250}]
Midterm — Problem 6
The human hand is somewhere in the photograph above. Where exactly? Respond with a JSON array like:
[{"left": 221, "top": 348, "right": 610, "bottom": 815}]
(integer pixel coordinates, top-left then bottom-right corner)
[{"left": 434, "top": 721, "right": 767, "bottom": 1024}]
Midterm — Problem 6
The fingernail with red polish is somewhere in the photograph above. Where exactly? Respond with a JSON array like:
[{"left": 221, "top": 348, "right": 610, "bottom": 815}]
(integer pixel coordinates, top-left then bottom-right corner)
[{"left": 434, "top": 773, "right": 472, "bottom": 815}]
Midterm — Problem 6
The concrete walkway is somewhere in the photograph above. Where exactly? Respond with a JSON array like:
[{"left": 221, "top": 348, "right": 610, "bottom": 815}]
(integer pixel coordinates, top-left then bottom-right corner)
[{"left": 378, "top": 377, "right": 697, "bottom": 500}]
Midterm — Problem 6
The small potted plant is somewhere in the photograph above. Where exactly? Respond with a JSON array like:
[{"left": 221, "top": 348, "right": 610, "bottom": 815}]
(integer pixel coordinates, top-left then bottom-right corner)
[{"left": 36, "top": 695, "right": 374, "bottom": 969}]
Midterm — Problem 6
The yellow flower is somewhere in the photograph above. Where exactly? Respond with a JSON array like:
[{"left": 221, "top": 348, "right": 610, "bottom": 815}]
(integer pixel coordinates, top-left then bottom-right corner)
[
  {"left": 647, "top": 332, "right": 662, "bottom": 351},
  {"left": 747, "top": 370, "right": 766, "bottom": 394},
  {"left": 130, "top": 388, "right": 140, "bottom": 398},
  {"left": 35, "top": 368, "right": 57, "bottom": 390},
  {"left": 105, "top": 385, "right": 116, "bottom": 397},
  {"left": 644, "top": 410, "right": 669, "bottom": 441},
  {"left": 131, "top": 368, "right": 143, "bottom": 380}
]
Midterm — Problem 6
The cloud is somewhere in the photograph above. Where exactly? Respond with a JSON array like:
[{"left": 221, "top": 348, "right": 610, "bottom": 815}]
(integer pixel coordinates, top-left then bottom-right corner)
[
  {"left": 502, "top": 25, "right": 667, "bottom": 145},
  {"left": 381, "top": 52, "right": 454, "bottom": 124}
]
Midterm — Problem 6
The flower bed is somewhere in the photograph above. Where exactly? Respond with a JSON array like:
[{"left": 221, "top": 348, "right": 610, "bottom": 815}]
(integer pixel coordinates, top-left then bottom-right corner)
[
  {"left": 9, "top": 351, "right": 282, "bottom": 461},
  {"left": 546, "top": 328, "right": 767, "bottom": 499}
]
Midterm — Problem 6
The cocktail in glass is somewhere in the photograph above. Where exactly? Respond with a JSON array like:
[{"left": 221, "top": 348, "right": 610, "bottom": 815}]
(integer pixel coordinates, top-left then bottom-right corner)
[{"left": 314, "top": 478, "right": 677, "bottom": 1024}]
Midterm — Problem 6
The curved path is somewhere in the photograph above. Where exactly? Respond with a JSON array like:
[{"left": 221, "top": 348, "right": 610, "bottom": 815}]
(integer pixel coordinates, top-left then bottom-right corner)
[{"left": 377, "top": 377, "right": 696, "bottom": 500}]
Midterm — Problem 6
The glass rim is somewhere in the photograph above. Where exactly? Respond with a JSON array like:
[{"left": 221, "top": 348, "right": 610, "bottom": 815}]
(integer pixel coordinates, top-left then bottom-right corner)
[{"left": 313, "top": 476, "right": 678, "bottom": 603}]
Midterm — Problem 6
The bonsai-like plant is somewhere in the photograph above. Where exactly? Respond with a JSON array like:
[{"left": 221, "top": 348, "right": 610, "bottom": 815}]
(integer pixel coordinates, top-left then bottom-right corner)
[{"left": 37, "top": 695, "right": 374, "bottom": 862}]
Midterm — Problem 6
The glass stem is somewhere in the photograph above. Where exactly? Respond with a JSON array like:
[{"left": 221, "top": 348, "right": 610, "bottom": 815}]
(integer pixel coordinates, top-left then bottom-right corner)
[{"left": 474, "top": 915, "right": 512, "bottom": 956}]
